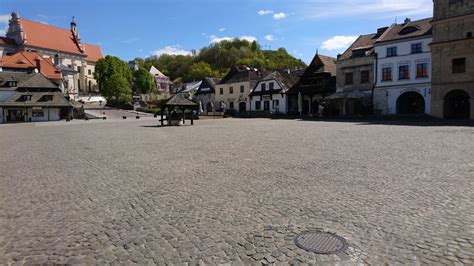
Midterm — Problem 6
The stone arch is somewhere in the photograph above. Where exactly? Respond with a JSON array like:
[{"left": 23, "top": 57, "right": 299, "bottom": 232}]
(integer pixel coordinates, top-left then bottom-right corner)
[
  {"left": 444, "top": 89, "right": 470, "bottom": 119},
  {"left": 396, "top": 91, "right": 425, "bottom": 115}
]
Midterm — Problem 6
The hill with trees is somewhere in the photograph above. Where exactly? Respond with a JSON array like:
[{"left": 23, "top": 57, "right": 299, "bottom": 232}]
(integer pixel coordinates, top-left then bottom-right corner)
[{"left": 134, "top": 39, "right": 307, "bottom": 83}]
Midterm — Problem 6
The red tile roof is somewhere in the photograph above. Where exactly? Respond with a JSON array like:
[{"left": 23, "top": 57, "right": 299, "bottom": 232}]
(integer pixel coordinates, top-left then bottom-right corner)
[
  {"left": 19, "top": 18, "right": 103, "bottom": 62},
  {"left": 0, "top": 51, "right": 62, "bottom": 79}
]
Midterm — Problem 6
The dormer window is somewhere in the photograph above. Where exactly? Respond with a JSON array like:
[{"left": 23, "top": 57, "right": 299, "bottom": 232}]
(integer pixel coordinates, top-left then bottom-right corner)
[
  {"left": 18, "top": 95, "right": 32, "bottom": 102},
  {"left": 399, "top": 26, "right": 419, "bottom": 35},
  {"left": 39, "top": 95, "right": 53, "bottom": 102},
  {"left": 7, "top": 81, "right": 18, "bottom": 87}
]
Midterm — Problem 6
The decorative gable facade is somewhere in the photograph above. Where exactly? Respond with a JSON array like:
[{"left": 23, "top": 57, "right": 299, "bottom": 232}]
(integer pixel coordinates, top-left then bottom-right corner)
[
  {"left": 195, "top": 77, "right": 220, "bottom": 114},
  {"left": 249, "top": 70, "right": 299, "bottom": 114}
]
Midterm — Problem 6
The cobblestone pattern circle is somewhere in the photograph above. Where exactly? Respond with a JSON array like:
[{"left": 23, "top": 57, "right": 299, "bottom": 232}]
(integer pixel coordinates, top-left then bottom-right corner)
[{"left": 294, "top": 231, "right": 348, "bottom": 254}]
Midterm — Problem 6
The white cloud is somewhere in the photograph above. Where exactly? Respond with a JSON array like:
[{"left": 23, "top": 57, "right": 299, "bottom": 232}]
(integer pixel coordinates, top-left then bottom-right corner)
[
  {"left": 219, "top": 28, "right": 226, "bottom": 32},
  {"left": 273, "top": 12, "right": 287, "bottom": 20},
  {"left": 264, "top": 35, "right": 275, "bottom": 41},
  {"left": 0, "top": 27, "right": 6, "bottom": 37},
  {"left": 0, "top": 14, "right": 10, "bottom": 24},
  {"left": 258, "top": 10, "right": 274, "bottom": 16},
  {"left": 209, "top": 35, "right": 257, "bottom": 43},
  {"left": 302, "top": 0, "right": 432, "bottom": 19},
  {"left": 151, "top": 45, "right": 191, "bottom": 56},
  {"left": 321, "top": 35, "right": 358, "bottom": 51}
]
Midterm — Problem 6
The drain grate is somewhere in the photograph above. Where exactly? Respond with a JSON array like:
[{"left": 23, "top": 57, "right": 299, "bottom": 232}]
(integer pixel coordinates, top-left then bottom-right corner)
[{"left": 294, "top": 231, "right": 348, "bottom": 254}]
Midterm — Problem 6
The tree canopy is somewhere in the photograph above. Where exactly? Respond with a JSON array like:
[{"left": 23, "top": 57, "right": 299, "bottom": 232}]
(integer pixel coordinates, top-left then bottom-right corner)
[
  {"left": 135, "top": 39, "right": 307, "bottom": 83},
  {"left": 133, "top": 67, "right": 155, "bottom": 94},
  {"left": 94, "top": 56, "right": 133, "bottom": 101}
]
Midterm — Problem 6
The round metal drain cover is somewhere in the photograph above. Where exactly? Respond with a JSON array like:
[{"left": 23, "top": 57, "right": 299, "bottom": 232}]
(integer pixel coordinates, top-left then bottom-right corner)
[{"left": 294, "top": 231, "right": 348, "bottom": 254}]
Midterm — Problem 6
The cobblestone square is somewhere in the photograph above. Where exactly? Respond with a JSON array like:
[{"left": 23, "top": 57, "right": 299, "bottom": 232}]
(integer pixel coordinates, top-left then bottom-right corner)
[{"left": 0, "top": 119, "right": 473, "bottom": 265}]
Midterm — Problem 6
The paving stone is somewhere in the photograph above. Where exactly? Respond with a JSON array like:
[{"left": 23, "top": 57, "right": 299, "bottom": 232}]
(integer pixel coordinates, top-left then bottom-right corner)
[{"left": 0, "top": 119, "right": 473, "bottom": 265}]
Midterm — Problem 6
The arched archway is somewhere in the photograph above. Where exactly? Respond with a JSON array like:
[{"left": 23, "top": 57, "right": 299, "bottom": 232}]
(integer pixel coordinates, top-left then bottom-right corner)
[
  {"left": 397, "top": 92, "right": 425, "bottom": 115},
  {"left": 444, "top": 90, "right": 470, "bottom": 119},
  {"left": 238, "top": 102, "right": 247, "bottom": 113},
  {"left": 311, "top": 100, "right": 320, "bottom": 115}
]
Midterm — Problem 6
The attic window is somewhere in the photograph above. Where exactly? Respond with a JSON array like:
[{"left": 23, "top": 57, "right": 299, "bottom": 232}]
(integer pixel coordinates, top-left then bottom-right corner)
[
  {"left": 18, "top": 95, "right": 32, "bottom": 102},
  {"left": 351, "top": 49, "right": 366, "bottom": 58},
  {"left": 39, "top": 95, "right": 53, "bottom": 102},
  {"left": 399, "top": 26, "right": 419, "bottom": 35},
  {"left": 7, "top": 81, "right": 18, "bottom": 87}
]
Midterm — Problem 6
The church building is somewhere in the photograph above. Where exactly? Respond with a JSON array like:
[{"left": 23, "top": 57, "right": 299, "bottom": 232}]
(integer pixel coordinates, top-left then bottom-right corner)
[{"left": 0, "top": 12, "right": 103, "bottom": 100}]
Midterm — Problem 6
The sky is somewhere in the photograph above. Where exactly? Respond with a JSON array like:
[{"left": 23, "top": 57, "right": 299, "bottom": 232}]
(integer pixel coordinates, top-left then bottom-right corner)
[{"left": 0, "top": 0, "right": 433, "bottom": 64}]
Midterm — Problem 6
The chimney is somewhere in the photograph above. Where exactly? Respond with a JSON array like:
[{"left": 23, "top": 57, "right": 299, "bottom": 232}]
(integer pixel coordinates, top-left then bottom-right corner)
[
  {"left": 404, "top": 18, "right": 411, "bottom": 25},
  {"left": 35, "top": 57, "right": 41, "bottom": 73},
  {"left": 376, "top": 27, "right": 388, "bottom": 36}
]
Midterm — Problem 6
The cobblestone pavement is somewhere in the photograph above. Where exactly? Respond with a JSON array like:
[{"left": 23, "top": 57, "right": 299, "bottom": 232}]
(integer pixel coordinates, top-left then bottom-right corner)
[{"left": 0, "top": 119, "right": 473, "bottom": 265}]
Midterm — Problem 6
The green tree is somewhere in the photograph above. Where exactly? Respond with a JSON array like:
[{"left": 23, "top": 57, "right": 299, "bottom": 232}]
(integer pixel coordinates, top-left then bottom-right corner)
[
  {"left": 133, "top": 67, "right": 155, "bottom": 94},
  {"left": 94, "top": 56, "right": 133, "bottom": 101},
  {"left": 187, "top": 62, "right": 219, "bottom": 81}
]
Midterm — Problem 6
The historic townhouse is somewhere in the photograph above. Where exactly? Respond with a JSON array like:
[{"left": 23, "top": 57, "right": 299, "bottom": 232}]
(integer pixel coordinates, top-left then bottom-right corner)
[
  {"left": 0, "top": 12, "right": 103, "bottom": 100},
  {"left": 431, "top": 0, "right": 474, "bottom": 119},
  {"left": 249, "top": 70, "right": 299, "bottom": 114},
  {"left": 286, "top": 54, "right": 336, "bottom": 116},
  {"left": 0, "top": 72, "right": 73, "bottom": 123},
  {"left": 215, "top": 66, "right": 262, "bottom": 113},
  {"left": 329, "top": 27, "right": 388, "bottom": 116},
  {"left": 373, "top": 18, "right": 433, "bottom": 115},
  {"left": 195, "top": 77, "right": 220, "bottom": 114},
  {"left": 149, "top": 66, "right": 171, "bottom": 97}
]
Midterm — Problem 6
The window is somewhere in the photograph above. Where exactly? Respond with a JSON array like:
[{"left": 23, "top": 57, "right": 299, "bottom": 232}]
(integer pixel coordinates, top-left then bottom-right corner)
[
  {"left": 229, "top": 87, "right": 233, "bottom": 94},
  {"left": 255, "top": 101, "right": 261, "bottom": 110},
  {"left": 269, "top": 82, "right": 274, "bottom": 90},
  {"left": 361, "top": 70, "right": 370, "bottom": 84},
  {"left": 345, "top": 72, "right": 354, "bottom": 85},
  {"left": 382, "top": 67, "right": 392, "bottom": 81},
  {"left": 240, "top": 85, "right": 245, "bottom": 93},
  {"left": 229, "top": 101, "right": 234, "bottom": 109},
  {"left": 272, "top": 100, "right": 279, "bottom": 109},
  {"left": 39, "top": 95, "right": 53, "bottom": 102},
  {"left": 387, "top": 47, "right": 397, "bottom": 57},
  {"left": 32, "top": 110, "right": 44, "bottom": 117},
  {"left": 18, "top": 95, "right": 32, "bottom": 102},
  {"left": 7, "top": 81, "right": 18, "bottom": 87},
  {"left": 399, "top": 65, "right": 410, "bottom": 80},
  {"left": 261, "top": 83, "right": 266, "bottom": 91},
  {"left": 411, "top": 43, "right": 422, "bottom": 54},
  {"left": 88, "top": 69, "right": 92, "bottom": 75},
  {"left": 416, "top": 63, "right": 428, "bottom": 78},
  {"left": 264, "top": 101, "right": 270, "bottom": 111},
  {"left": 220, "top": 88, "right": 223, "bottom": 95},
  {"left": 468, "top": 32, "right": 473, "bottom": 38},
  {"left": 453, "top": 58, "right": 466, "bottom": 73}
]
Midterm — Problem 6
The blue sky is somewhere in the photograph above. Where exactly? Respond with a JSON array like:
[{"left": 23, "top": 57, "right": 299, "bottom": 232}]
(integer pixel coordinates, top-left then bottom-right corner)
[{"left": 1, "top": 0, "right": 433, "bottom": 64}]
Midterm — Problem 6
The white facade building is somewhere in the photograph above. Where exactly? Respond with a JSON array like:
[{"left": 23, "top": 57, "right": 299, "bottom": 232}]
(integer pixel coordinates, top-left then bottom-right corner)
[
  {"left": 249, "top": 71, "right": 299, "bottom": 114},
  {"left": 374, "top": 18, "right": 432, "bottom": 115}
]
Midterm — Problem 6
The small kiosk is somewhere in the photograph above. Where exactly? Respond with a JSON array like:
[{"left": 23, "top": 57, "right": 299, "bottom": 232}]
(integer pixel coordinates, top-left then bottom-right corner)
[{"left": 160, "top": 93, "right": 198, "bottom": 126}]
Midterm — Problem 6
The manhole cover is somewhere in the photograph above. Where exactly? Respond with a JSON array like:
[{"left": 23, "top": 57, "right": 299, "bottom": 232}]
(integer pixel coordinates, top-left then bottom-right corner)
[{"left": 294, "top": 231, "right": 348, "bottom": 254}]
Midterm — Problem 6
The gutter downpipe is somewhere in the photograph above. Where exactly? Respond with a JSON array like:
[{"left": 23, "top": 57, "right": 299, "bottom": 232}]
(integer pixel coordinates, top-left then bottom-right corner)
[{"left": 371, "top": 53, "right": 378, "bottom": 115}]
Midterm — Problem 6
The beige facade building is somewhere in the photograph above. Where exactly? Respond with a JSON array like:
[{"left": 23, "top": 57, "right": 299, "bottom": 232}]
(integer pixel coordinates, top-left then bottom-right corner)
[
  {"left": 431, "top": 0, "right": 474, "bottom": 119},
  {"left": 215, "top": 66, "right": 261, "bottom": 113}
]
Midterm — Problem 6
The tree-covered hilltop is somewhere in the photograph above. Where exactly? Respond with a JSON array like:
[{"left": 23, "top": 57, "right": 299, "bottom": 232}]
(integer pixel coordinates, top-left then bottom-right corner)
[{"left": 134, "top": 39, "right": 307, "bottom": 83}]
